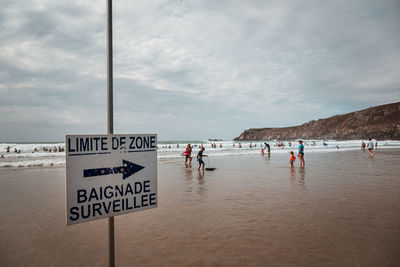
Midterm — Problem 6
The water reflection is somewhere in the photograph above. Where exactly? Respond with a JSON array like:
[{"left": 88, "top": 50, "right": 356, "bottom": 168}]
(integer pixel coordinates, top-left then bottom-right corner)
[
  {"left": 289, "top": 167, "right": 306, "bottom": 189},
  {"left": 197, "top": 169, "right": 205, "bottom": 181},
  {"left": 182, "top": 166, "right": 208, "bottom": 199},
  {"left": 299, "top": 167, "right": 306, "bottom": 185},
  {"left": 290, "top": 167, "right": 296, "bottom": 180},
  {"left": 263, "top": 153, "right": 271, "bottom": 164},
  {"left": 196, "top": 170, "right": 206, "bottom": 197},
  {"left": 184, "top": 166, "right": 194, "bottom": 189}
]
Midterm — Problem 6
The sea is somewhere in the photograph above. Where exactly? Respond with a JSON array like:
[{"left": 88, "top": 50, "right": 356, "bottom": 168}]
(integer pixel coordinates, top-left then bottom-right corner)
[{"left": 1, "top": 139, "right": 399, "bottom": 168}]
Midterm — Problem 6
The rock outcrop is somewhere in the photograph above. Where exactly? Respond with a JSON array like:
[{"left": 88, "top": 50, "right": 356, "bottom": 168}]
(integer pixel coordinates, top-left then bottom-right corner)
[{"left": 234, "top": 102, "right": 400, "bottom": 141}]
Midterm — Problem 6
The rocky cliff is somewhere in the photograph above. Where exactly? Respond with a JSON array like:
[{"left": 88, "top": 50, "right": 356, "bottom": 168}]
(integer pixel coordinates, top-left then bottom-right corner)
[{"left": 234, "top": 102, "right": 400, "bottom": 141}]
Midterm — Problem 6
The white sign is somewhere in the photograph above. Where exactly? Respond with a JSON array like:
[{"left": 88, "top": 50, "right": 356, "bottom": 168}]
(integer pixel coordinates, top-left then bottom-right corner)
[{"left": 66, "top": 134, "right": 157, "bottom": 225}]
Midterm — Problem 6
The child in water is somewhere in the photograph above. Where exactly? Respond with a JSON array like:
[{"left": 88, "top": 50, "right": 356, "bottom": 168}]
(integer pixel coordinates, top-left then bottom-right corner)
[
  {"left": 197, "top": 147, "right": 208, "bottom": 171},
  {"left": 181, "top": 144, "right": 192, "bottom": 165},
  {"left": 289, "top": 151, "right": 296, "bottom": 167}
]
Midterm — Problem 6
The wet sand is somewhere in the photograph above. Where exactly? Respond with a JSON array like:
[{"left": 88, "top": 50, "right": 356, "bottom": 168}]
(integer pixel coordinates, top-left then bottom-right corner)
[{"left": 1, "top": 149, "right": 400, "bottom": 266}]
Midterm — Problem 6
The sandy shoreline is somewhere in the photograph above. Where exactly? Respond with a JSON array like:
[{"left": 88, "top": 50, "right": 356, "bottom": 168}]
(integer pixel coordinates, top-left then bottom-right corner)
[{"left": 1, "top": 149, "right": 400, "bottom": 266}]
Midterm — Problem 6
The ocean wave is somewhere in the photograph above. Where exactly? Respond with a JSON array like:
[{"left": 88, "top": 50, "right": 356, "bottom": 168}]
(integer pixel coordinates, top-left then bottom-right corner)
[{"left": 1, "top": 140, "right": 399, "bottom": 168}]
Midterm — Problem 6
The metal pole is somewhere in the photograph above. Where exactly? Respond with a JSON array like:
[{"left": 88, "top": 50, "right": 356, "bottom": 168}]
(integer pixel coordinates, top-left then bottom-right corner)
[
  {"left": 107, "top": 0, "right": 113, "bottom": 135},
  {"left": 107, "top": 1, "right": 115, "bottom": 267}
]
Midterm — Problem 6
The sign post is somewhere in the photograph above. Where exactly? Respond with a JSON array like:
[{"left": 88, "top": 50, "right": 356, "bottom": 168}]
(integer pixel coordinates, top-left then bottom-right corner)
[
  {"left": 106, "top": 0, "right": 114, "bottom": 266},
  {"left": 65, "top": 3, "right": 158, "bottom": 267},
  {"left": 65, "top": 135, "right": 158, "bottom": 255}
]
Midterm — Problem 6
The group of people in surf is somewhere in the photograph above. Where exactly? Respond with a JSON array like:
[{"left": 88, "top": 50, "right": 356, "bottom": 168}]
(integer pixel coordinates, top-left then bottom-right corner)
[
  {"left": 181, "top": 144, "right": 208, "bottom": 171},
  {"left": 180, "top": 138, "right": 378, "bottom": 171},
  {"left": 1, "top": 146, "right": 65, "bottom": 158},
  {"left": 287, "top": 140, "right": 305, "bottom": 168},
  {"left": 361, "top": 139, "right": 377, "bottom": 156}
]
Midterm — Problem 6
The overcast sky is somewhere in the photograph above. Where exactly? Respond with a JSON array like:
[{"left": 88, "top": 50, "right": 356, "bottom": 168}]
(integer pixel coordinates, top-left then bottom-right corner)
[{"left": 0, "top": 0, "right": 399, "bottom": 142}]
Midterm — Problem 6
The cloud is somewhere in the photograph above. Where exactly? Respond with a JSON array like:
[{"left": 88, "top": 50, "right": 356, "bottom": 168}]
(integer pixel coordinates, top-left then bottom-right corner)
[{"left": 0, "top": 0, "right": 399, "bottom": 141}]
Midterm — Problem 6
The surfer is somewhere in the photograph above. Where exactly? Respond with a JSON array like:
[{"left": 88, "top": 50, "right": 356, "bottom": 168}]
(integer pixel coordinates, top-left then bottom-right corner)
[
  {"left": 197, "top": 147, "right": 208, "bottom": 171},
  {"left": 298, "top": 140, "right": 305, "bottom": 167}
]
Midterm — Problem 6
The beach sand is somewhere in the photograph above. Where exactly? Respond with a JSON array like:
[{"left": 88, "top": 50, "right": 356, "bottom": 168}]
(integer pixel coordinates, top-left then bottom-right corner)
[{"left": 1, "top": 149, "right": 400, "bottom": 266}]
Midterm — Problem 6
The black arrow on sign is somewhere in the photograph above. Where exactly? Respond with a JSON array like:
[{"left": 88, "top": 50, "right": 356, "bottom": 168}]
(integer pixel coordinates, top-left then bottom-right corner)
[{"left": 83, "top": 160, "right": 145, "bottom": 180}]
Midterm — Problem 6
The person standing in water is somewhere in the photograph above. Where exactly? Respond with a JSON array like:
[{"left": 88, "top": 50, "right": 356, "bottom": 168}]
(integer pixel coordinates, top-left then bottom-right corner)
[
  {"left": 181, "top": 144, "right": 192, "bottom": 165},
  {"left": 264, "top": 142, "right": 270, "bottom": 153},
  {"left": 197, "top": 147, "right": 208, "bottom": 171},
  {"left": 298, "top": 140, "right": 305, "bottom": 167},
  {"left": 367, "top": 138, "right": 374, "bottom": 156},
  {"left": 289, "top": 151, "right": 296, "bottom": 167}
]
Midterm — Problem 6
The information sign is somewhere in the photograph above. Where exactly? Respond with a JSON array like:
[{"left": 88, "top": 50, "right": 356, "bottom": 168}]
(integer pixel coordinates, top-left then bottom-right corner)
[{"left": 66, "top": 134, "right": 157, "bottom": 225}]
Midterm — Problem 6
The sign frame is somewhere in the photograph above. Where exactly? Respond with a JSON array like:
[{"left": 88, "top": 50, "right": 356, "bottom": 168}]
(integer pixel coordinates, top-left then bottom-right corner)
[{"left": 65, "top": 134, "right": 157, "bottom": 226}]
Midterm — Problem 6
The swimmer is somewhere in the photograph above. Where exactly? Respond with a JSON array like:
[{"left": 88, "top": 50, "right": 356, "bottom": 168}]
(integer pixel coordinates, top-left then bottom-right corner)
[
  {"left": 289, "top": 151, "right": 296, "bottom": 167},
  {"left": 5, "top": 146, "right": 11, "bottom": 153}
]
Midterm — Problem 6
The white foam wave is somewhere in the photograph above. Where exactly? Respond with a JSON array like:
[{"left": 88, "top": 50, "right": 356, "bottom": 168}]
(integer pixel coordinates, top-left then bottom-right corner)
[{"left": 1, "top": 140, "right": 399, "bottom": 168}]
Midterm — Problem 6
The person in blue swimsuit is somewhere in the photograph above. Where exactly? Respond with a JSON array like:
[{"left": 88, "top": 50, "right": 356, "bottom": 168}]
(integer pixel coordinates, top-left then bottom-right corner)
[{"left": 298, "top": 140, "right": 305, "bottom": 167}]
